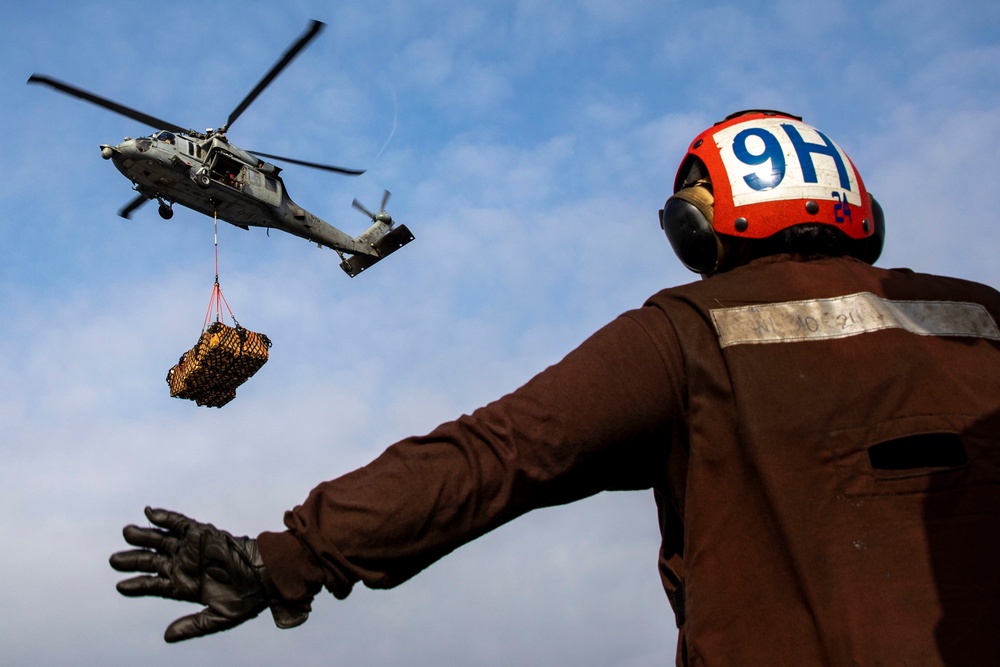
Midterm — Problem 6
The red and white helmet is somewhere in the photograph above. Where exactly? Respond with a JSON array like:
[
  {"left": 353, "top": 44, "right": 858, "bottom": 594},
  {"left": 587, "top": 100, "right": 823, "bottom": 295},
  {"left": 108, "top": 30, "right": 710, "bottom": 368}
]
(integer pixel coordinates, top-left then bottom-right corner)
[{"left": 661, "top": 110, "right": 883, "bottom": 274}]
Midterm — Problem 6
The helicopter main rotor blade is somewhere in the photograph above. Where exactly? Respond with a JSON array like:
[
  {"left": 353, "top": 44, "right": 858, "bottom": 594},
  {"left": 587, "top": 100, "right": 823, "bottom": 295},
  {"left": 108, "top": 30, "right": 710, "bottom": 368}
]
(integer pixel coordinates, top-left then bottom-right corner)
[
  {"left": 249, "top": 151, "right": 366, "bottom": 175},
  {"left": 224, "top": 19, "right": 325, "bottom": 132},
  {"left": 118, "top": 193, "right": 150, "bottom": 219},
  {"left": 27, "top": 74, "right": 192, "bottom": 135}
]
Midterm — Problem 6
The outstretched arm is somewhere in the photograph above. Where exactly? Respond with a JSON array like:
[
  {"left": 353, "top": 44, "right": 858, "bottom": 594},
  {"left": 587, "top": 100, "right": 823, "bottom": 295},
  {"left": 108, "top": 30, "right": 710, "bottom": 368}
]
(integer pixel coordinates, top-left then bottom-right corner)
[
  {"left": 259, "top": 308, "right": 684, "bottom": 604},
  {"left": 109, "top": 306, "right": 684, "bottom": 641}
]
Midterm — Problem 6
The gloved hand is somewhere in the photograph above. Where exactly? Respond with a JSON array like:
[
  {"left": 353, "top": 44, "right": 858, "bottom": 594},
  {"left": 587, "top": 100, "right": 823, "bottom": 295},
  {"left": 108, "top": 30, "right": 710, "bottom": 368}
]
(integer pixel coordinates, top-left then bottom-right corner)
[{"left": 109, "top": 507, "right": 308, "bottom": 642}]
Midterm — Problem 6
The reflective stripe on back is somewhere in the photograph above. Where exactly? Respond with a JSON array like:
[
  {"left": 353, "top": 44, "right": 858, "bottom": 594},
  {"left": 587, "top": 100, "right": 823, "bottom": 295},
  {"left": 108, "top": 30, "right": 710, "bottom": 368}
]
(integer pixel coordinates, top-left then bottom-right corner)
[{"left": 711, "top": 292, "right": 1000, "bottom": 347}]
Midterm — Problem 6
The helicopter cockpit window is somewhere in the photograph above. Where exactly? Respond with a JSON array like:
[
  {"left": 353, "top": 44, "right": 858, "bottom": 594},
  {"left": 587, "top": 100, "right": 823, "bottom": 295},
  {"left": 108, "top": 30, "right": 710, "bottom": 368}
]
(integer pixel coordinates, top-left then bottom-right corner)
[{"left": 154, "top": 131, "right": 175, "bottom": 145}]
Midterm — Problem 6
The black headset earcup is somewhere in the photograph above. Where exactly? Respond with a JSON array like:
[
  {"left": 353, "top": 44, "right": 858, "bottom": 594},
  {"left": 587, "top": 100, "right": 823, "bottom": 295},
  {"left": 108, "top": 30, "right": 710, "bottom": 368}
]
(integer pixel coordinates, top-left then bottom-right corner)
[
  {"left": 661, "top": 187, "right": 721, "bottom": 274},
  {"left": 853, "top": 195, "right": 885, "bottom": 265}
]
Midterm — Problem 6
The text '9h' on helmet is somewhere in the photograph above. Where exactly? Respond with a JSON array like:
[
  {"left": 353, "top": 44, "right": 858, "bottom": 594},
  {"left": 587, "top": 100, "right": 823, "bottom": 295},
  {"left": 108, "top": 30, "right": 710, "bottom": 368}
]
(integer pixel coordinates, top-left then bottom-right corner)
[{"left": 660, "top": 110, "right": 885, "bottom": 275}]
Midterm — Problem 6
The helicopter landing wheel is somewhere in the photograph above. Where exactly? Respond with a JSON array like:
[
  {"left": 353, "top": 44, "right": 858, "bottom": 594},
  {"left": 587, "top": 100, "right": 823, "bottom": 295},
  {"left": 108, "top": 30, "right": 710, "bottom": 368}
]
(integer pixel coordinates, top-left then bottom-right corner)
[
  {"left": 194, "top": 169, "right": 211, "bottom": 189},
  {"left": 158, "top": 203, "right": 174, "bottom": 220}
]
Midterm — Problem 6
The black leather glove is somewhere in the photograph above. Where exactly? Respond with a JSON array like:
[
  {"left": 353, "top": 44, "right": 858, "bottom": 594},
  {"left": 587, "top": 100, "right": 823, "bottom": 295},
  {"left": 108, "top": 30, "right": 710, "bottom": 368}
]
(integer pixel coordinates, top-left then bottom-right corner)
[{"left": 109, "top": 507, "right": 308, "bottom": 642}]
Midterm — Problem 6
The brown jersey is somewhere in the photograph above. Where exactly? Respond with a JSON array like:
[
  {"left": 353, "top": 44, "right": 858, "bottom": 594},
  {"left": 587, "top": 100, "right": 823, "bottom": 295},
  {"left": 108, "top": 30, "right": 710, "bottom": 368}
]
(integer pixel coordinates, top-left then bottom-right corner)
[{"left": 260, "top": 254, "right": 1000, "bottom": 665}]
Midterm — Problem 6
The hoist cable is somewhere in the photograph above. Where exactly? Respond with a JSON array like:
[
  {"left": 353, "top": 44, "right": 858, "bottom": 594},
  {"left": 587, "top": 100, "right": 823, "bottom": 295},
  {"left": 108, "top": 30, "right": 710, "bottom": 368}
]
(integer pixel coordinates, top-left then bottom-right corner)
[{"left": 202, "top": 210, "right": 237, "bottom": 332}]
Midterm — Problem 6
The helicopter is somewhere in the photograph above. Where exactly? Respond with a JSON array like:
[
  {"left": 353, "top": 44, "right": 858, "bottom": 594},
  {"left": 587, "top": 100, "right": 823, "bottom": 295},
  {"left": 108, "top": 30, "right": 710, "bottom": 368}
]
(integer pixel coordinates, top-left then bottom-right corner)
[{"left": 27, "top": 19, "right": 412, "bottom": 277}]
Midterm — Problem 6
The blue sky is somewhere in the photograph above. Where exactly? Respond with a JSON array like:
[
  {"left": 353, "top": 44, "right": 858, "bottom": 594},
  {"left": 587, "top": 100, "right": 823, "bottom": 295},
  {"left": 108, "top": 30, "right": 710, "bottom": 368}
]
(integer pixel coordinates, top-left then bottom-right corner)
[{"left": 2, "top": 1, "right": 998, "bottom": 665}]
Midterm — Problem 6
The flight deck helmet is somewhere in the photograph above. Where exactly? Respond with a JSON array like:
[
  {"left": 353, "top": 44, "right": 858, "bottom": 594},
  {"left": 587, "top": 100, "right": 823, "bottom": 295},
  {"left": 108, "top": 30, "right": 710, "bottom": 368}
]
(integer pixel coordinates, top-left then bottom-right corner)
[{"left": 660, "top": 110, "right": 884, "bottom": 274}]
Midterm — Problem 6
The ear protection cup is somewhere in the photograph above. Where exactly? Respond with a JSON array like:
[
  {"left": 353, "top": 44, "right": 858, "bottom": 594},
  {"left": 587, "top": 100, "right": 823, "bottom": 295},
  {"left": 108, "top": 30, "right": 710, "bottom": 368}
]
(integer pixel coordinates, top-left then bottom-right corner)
[
  {"left": 661, "top": 186, "right": 723, "bottom": 274},
  {"left": 852, "top": 195, "right": 885, "bottom": 265}
]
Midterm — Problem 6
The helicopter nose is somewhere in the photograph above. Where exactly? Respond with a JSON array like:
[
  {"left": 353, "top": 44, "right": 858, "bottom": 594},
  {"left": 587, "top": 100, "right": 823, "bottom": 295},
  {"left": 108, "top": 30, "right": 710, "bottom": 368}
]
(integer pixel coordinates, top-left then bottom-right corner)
[
  {"left": 111, "top": 138, "right": 147, "bottom": 162},
  {"left": 113, "top": 138, "right": 135, "bottom": 159},
  {"left": 101, "top": 145, "right": 115, "bottom": 160}
]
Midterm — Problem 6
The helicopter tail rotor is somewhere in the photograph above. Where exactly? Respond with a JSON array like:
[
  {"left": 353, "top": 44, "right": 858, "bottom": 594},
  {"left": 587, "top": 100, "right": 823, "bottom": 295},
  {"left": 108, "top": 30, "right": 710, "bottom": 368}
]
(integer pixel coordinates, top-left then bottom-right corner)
[{"left": 352, "top": 190, "right": 392, "bottom": 225}]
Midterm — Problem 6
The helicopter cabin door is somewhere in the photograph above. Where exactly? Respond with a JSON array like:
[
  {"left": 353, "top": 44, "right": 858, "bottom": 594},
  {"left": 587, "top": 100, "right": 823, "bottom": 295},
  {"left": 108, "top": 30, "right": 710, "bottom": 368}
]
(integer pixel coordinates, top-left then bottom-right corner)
[{"left": 242, "top": 168, "right": 283, "bottom": 207}]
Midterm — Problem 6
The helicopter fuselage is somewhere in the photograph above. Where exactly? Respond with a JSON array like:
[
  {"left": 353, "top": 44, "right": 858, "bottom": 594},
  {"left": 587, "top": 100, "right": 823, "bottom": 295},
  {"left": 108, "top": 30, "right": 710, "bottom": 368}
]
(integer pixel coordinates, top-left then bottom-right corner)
[
  {"left": 101, "top": 131, "right": 412, "bottom": 275},
  {"left": 29, "top": 20, "right": 413, "bottom": 276}
]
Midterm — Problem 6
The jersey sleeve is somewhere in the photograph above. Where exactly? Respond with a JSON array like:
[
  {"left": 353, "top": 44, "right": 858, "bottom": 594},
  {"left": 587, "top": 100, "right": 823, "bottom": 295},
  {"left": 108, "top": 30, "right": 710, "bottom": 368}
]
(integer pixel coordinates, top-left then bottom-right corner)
[{"left": 258, "top": 306, "right": 686, "bottom": 603}]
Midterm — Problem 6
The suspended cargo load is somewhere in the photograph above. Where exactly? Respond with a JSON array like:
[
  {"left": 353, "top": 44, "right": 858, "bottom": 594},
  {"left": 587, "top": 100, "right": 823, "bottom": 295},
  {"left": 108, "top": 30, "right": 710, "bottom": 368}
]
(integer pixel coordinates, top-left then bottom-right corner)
[
  {"left": 167, "top": 321, "right": 271, "bottom": 408},
  {"left": 165, "top": 210, "right": 273, "bottom": 407}
]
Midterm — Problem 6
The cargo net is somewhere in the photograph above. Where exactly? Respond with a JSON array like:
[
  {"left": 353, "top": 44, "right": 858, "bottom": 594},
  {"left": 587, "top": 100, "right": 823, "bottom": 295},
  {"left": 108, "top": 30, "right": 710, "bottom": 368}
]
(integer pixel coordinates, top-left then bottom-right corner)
[{"left": 166, "top": 321, "right": 271, "bottom": 408}]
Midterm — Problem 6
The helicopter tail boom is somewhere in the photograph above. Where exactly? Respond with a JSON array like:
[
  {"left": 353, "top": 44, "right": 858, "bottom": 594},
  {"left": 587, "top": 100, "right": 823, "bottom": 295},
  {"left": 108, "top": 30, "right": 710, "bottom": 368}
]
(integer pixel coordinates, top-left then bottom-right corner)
[{"left": 340, "top": 224, "right": 414, "bottom": 277}]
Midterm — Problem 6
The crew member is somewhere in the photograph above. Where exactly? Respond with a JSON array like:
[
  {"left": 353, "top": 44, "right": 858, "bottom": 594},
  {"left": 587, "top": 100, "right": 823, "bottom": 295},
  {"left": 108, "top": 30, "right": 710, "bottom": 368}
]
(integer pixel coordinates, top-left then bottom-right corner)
[{"left": 111, "top": 111, "right": 1000, "bottom": 665}]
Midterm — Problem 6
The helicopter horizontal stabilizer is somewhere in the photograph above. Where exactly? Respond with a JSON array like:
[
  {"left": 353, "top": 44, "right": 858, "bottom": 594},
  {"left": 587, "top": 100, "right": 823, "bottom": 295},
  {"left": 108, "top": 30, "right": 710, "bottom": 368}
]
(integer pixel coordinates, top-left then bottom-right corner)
[{"left": 340, "top": 224, "right": 414, "bottom": 277}]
